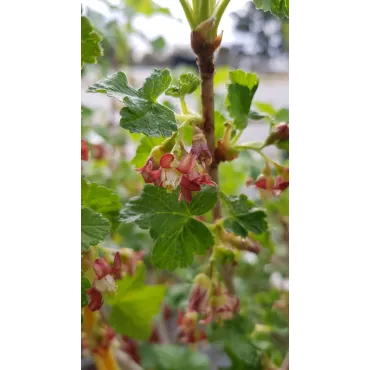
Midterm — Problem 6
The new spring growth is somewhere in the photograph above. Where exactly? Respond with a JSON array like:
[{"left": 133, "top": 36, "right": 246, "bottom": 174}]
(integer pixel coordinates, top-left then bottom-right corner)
[
  {"left": 191, "top": 17, "right": 223, "bottom": 55},
  {"left": 215, "top": 122, "right": 239, "bottom": 162}
]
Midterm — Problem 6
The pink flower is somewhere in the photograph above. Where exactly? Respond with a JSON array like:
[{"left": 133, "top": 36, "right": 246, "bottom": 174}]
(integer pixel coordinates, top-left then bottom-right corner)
[
  {"left": 160, "top": 153, "right": 183, "bottom": 191},
  {"left": 87, "top": 287, "right": 103, "bottom": 311},
  {"left": 177, "top": 310, "right": 207, "bottom": 344},
  {"left": 87, "top": 253, "right": 121, "bottom": 311},
  {"left": 188, "top": 273, "right": 212, "bottom": 315},
  {"left": 253, "top": 170, "right": 289, "bottom": 198},
  {"left": 211, "top": 283, "right": 240, "bottom": 321},
  {"left": 136, "top": 158, "right": 162, "bottom": 186}
]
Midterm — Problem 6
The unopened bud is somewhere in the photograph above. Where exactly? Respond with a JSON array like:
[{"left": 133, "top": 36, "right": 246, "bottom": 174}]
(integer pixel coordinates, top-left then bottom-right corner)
[{"left": 264, "top": 122, "right": 289, "bottom": 146}]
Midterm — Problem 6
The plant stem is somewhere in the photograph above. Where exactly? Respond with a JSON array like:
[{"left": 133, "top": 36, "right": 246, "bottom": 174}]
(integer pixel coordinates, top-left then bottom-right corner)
[
  {"left": 179, "top": 0, "right": 197, "bottom": 29},
  {"left": 180, "top": 96, "right": 189, "bottom": 114},
  {"left": 212, "top": 0, "right": 231, "bottom": 29},
  {"left": 192, "top": 22, "right": 234, "bottom": 293},
  {"left": 197, "top": 48, "right": 222, "bottom": 221}
]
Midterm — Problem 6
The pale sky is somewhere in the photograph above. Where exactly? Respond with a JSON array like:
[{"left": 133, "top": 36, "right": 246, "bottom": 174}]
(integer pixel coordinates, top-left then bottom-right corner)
[{"left": 83, "top": 0, "right": 248, "bottom": 53}]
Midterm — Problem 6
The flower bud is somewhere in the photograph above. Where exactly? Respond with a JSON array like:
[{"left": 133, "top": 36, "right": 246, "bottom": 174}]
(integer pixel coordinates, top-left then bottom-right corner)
[{"left": 264, "top": 122, "right": 289, "bottom": 146}]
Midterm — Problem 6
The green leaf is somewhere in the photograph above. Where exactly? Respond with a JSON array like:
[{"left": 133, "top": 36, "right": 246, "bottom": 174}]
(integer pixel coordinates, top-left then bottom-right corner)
[
  {"left": 140, "top": 69, "right": 172, "bottom": 101},
  {"left": 249, "top": 110, "right": 267, "bottom": 121},
  {"left": 81, "top": 178, "right": 121, "bottom": 217},
  {"left": 125, "top": 0, "right": 171, "bottom": 16},
  {"left": 81, "top": 207, "right": 111, "bottom": 251},
  {"left": 165, "top": 72, "right": 200, "bottom": 98},
  {"left": 222, "top": 194, "right": 268, "bottom": 238},
  {"left": 107, "top": 265, "right": 166, "bottom": 339},
  {"left": 142, "top": 344, "right": 210, "bottom": 370},
  {"left": 81, "top": 271, "right": 91, "bottom": 308},
  {"left": 87, "top": 70, "right": 177, "bottom": 137},
  {"left": 274, "top": 108, "right": 289, "bottom": 123},
  {"left": 226, "top": 70, "right": 259, "bottom": 130},
  {"left": 120, "top": 185, "right": 217, "bottom": 270},
  {"left": 254, "top": 102, "right": 277, "bottom": 117},
  {"left": 151, "top": 36, "right": 166, "bottom": 51},
  {"left": 131, "top": 136, "right": 163, "bottom": 167},
  {"left": 224, "top": 339, "right": 263, "bottom": 370},
  {"left": 81, "top": 16, "right": 103, "bottom": 68},
  {"left": 253, "top": 0, "right": 289, "bottom": 19}
]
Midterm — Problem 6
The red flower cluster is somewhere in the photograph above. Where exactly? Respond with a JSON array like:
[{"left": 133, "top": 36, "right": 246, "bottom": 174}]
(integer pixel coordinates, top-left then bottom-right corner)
[
  {"left": 177, "top": 273, "right": 240, "bottom": 343},
  {"left": 137, "top": 147, "right": 216, "bottom": 203},
  {"left": 87, "top": 253, "right": 121, "bottom": 311},
  {"left": 247, "top": 167, "right": 289, "bottom": 198},
  {"left": 87, "top": 250, "right": 145, "bottom": 311}
]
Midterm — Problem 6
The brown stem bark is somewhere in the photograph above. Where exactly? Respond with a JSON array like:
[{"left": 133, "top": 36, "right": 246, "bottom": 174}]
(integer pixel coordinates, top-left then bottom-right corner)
[
  {"left": 193, "top": 32, "right": 234, "bottom": 292},
  {"left": 197, "top": 53, "right": 222, "bottom": 220}
]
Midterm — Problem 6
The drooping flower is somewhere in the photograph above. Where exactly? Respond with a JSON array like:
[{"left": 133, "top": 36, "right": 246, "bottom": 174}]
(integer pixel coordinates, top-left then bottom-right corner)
[
  {"left": 188, "top": 273, "right": 212, "bottom": 315},
  {"left": 210, "top": 282, "right": 240, "bottom": 321},
  {"left": 136, "top": 158, "right": 162, "bottom": 186},
  {"left": 87, "top": 286, "right": 103, "bottom": 311},
  {"left": 87, "top": 252, "right": 121, "bottom": 311},
  {"left": 177, "top": 310, "right": 207, "bottom": 344},
  {"left": 252, "top": 166, "right": 289, "bottom": 199},
  {"left": 160, "top": 153, "right": 183, "bottom": 191},
  {"left": 111, "top": 249, "right": 145, "bottom": 279}
]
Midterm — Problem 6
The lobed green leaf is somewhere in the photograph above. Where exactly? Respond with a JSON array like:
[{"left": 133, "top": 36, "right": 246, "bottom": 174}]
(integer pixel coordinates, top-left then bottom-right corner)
[
  {"left": 81, "top": 207, "right": 111, "bottom": 251},
  {"left": 222, "top": 194, "right": 268, "bottom": 238},
  {"left": 226, "top": 70, "right": 259, "bottom": 130},
  {"left": 81, "top": 16, "right": 103, "bottom": 68},
  {"left": 107, "top": 265, "right": 166, "bottom": 339},
  {"left": 120, "top": 185, "right": 218, "bottom": 270},
  {"left": 87, "top": 70, "right": 177, "bottom": 137}
]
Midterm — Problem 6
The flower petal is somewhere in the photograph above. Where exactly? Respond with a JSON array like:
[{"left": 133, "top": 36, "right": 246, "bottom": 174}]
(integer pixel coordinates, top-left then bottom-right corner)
[
  {"left": 255, "top": 176, "right": 267, "bottom": 189},
  {"left": 177, "top": 154, "right": 197, "bottom": 174},
  {"left": 181, "top": 175, "right": 201, "bottom": 191},
  {"left": 111, "top": 252, "right": 121, "bottom": 276},
  {"left": 87, "top": 287, "right": 103, "bottom": 311},
  {"left": 160, "top": 153, "right": 175, "bottom": 168},
  {"left": 93, "top": 258, "right": 111, "bottom": 280}
]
